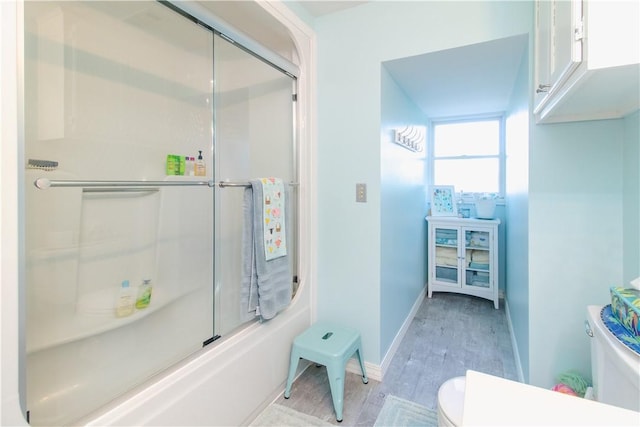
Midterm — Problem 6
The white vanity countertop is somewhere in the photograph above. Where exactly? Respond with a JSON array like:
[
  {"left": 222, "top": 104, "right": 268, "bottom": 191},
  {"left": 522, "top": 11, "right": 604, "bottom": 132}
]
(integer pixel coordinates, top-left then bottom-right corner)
[{"left": 462, "top": 370, "right": 640, "bottom": 426}]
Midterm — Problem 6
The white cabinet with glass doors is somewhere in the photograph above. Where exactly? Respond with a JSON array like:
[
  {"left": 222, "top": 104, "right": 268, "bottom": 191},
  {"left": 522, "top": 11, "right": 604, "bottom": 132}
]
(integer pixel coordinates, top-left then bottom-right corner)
[{"left": 426, "top": 216, "right": 500, "bottom": 309}]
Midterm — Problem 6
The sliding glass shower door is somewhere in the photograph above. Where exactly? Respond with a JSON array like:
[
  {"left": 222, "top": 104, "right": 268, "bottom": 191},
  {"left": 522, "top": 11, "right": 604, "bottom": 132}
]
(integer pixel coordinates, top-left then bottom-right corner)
[
  {"left": 213, "top": 33, "right": 297, "bottom": 335},
  {"left": 24, "top": 2, "right": 214, "bottom": 425},
  {"left": 24, "top": 1, "right": 297, "bottom": 424}
]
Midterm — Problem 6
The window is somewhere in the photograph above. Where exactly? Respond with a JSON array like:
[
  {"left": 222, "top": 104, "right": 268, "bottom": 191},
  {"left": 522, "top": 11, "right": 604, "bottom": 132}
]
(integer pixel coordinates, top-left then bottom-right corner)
[{"left": 430, "top": 116, "right": 504, "bottom": 196}]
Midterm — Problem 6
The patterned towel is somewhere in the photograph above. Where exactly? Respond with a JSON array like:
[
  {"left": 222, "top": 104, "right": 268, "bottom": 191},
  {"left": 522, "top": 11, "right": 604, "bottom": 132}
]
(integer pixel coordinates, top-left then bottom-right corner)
[{"left": 259, "top": 177, "right": 287, "bottom": 261}]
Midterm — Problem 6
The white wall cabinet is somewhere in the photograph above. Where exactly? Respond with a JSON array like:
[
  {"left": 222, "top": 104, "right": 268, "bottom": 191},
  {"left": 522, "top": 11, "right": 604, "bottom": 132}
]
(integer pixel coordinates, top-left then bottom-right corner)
[
  {"left": 534, "top": 0, "right": 639, "bottom": 123},
  {"left": 426, "top": 217, "right": 500, "bottom": 309}
]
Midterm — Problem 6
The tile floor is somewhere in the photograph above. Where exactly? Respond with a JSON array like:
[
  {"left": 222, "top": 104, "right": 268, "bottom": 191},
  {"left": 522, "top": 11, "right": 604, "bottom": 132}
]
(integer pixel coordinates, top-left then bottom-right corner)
[{"left": 276, "top": 292, "right": 519, "bottom": 425}]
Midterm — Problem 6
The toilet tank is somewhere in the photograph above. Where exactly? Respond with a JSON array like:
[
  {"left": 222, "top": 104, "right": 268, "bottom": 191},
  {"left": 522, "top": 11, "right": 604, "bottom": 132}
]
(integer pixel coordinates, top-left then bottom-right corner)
[{"left": 586, "top": 305, "right": 640, "bottom": 412}]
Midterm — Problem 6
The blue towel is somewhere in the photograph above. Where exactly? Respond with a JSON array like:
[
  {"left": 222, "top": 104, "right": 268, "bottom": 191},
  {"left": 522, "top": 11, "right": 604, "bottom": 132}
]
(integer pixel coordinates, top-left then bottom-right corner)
[
  {"left": 240, "top": 179, "right": 292, "bottom": 321},
  {"left": 469, "top": 262, "right": 490, "bottom": 270}
]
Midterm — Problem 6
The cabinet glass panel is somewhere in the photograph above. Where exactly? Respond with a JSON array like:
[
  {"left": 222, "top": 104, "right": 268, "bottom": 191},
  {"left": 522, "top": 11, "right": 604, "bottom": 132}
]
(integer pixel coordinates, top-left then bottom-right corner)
[
  {"left": 434, "top": 227, "right": 458, "bottom": 284},
  {"left": 464, "top": 230, "right": 491, "bottom": 288}
]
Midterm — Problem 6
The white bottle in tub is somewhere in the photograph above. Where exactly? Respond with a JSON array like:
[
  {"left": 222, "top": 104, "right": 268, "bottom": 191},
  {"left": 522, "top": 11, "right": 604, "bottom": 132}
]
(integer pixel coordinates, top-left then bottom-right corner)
[{"left": 115, "top": 280, "right": 135, "bottom": 317}]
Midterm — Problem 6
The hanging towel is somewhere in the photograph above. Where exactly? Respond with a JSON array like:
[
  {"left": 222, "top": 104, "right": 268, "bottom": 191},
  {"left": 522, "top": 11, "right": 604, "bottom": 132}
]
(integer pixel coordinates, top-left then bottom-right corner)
[
  {"left": 241, "top": 178, "right": 292, "bottom": 321},
  {"left": 260, "top": 177, "right": 287, "bottom": 261}
]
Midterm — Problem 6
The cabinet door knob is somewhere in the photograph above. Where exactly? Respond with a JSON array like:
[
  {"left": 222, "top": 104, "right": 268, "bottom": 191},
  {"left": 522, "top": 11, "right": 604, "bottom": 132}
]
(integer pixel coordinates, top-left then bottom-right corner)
[{"left": 536, "top": 84, "right": 551, "bottom": 93}]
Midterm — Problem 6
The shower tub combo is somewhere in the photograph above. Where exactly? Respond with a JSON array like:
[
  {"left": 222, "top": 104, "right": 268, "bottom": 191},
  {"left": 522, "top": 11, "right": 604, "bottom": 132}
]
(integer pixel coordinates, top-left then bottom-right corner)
[{"left": 18, "top": 1, "right": 313, "bottom": 425}]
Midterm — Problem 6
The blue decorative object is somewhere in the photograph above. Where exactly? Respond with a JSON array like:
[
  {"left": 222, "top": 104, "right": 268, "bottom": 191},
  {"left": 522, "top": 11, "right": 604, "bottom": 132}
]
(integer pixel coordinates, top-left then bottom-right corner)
[
  {"left": 601, "top": 305, "right": 640, "bottom": 355},
  {"left": 610, "top": 286, "right": 640, "bottom": 337}
]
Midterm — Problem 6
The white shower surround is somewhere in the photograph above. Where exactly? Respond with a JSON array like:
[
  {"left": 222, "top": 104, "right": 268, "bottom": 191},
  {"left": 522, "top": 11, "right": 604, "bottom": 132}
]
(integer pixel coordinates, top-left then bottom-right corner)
[{"left": 1, "top": 1, "right": 318, "bottom": 425}]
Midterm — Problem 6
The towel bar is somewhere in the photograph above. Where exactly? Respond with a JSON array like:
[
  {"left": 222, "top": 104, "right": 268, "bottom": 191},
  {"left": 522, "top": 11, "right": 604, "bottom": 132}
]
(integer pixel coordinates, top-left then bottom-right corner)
[{"left": 218, "top": 181, "right": 299, "bottom": 188}]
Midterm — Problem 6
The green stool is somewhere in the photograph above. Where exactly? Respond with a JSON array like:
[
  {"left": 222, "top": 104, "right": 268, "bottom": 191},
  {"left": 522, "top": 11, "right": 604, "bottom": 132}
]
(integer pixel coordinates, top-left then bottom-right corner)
[{"left": 284, "top": 322, "right": 368, "bottom": 422}]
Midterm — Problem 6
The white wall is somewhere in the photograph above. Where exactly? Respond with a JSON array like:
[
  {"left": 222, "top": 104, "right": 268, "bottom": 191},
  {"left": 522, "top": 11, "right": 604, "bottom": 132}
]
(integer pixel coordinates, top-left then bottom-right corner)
[
  {"left": 313, "top": 0, "right": 532, "bottom": 368},
  {"left": 1, "top": 1, "right": 27, "bottom": 424}
]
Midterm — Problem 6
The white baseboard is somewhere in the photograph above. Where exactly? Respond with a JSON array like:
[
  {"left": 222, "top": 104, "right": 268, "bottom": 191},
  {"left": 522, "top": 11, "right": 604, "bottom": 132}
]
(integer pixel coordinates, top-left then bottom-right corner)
[
  {"left": 380, "top": 285, "right": 427, "bottom": 378},
  {"left": 504, "top": 298, "right": 525, "bottom": 383},
  {"left": 346, "top": 286, "right": 426, "bottom": 382},
  {"left": 346, "top": 359, "right": 382, "bottom": 382}
]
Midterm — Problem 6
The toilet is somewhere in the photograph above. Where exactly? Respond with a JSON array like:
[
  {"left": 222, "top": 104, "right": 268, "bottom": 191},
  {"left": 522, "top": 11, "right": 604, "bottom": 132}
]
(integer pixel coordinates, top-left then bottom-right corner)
[
  {"left": 436, "top": 305, "right": 640, "bottom": 426},
  {"left": 585, "top": 305, "right": 640, "bottom": 412},
  {"left": 436, "top": 376, "right": 465, "bottom": 426}
]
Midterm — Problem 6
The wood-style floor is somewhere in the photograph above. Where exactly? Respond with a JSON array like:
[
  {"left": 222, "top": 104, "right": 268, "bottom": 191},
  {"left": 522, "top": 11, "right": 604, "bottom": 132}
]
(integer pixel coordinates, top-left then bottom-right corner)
[{"left": 276, "top": 292, "right": 519, "bottom": 426}]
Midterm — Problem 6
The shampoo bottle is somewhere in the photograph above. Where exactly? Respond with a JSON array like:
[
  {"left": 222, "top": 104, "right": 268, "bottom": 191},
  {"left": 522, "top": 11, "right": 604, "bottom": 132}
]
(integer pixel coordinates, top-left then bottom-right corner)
[
  {"left": 179, "top": 156, "right": 186, "bottom": 176},
  {"left": 115, "top": 280, "right": 135, "bottom": 317},
  {"left": 186, "top": 156, "right": 195, "bottom": 176},
  {"left": 195, "top": 150, "right": 206, "bottom": 176},
  {"left": 135, "top": 278, "right": 153, "bottom": 309},
  {"left": 184, "top": 156, "right": 193, "bottom": 176}
]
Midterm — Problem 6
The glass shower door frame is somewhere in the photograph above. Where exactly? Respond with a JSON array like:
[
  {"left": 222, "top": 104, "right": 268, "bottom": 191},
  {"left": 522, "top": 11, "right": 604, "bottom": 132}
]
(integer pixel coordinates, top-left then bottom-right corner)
[{"left": 212, "top": 30, "right": 298, "bottom": 336}]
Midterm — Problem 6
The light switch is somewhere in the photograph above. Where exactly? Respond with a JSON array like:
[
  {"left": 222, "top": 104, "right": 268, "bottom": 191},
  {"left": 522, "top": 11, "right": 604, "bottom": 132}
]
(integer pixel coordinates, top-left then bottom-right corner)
[{"left": 356, "top": 183, "right": 367, "bottom": 203}]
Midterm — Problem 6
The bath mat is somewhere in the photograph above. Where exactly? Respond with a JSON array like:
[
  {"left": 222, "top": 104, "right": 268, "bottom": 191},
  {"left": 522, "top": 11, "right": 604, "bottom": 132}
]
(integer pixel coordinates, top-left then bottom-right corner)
[
  {"left": 250, "top": 403, "right": 332, "bottom": 426},
  {"left": 374, "top": 394, "right": 438, "bottom": 427}
]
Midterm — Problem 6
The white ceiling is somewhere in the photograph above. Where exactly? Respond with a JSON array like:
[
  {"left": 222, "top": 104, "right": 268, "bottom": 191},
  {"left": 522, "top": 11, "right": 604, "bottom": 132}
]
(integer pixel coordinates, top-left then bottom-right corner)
[
  {"left": 384, "top": 35, "right": 529, "bottom": 118},
  {"left": 296, "top": 1, "right": 370, "bottom": 17}
]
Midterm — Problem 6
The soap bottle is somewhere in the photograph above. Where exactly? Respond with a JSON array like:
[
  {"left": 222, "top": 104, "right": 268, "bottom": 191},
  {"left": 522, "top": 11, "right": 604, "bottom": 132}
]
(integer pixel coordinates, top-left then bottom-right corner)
[
  {"left": 115, "top": 280, "right": 135, "bottom": 317},
  {"left": 135, "top": 278, "right": 153, "bottom": 309},
  {"left": 195, "top": 150, "right": 206, "bottom": 176}
]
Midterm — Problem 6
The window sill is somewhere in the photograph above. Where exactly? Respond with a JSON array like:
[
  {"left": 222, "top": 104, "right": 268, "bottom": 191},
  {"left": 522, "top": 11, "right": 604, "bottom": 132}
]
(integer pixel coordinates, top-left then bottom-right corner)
[{"left": 458, "top": 193, "right": 505, "bottom": 205}]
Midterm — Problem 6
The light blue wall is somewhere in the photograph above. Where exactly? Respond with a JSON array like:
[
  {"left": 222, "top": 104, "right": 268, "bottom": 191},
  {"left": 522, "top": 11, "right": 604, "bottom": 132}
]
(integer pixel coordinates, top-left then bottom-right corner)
[
  {"left": 380, "top": 66, "right": 428, "bottom": 358},
  {"left": 288, "top": 0, "right": 637, "bottom": 390},
  {"left": 623, "top": 111, "right": 640, "bottom": 283},
  {"left": 529, "top": 119, "right": 625, "bottom": 387},
  {"left": 505, "top": 42, "right": 530, "bottom": 381},
  {"left": 313, "top": 1, "right": 532, "bottom": 366}
]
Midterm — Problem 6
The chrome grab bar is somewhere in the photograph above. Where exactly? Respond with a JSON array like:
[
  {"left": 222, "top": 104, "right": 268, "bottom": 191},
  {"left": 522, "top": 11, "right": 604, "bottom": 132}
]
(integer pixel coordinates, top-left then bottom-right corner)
[{"left": 34, "top": 178, "right": 215, "bottom": 190}]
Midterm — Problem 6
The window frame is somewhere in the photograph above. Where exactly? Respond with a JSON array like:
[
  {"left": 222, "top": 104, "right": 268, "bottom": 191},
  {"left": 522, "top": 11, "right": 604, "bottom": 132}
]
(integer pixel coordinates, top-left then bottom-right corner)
[{"left": 427, "top": 113, "right": 506, "bottom": 202}]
